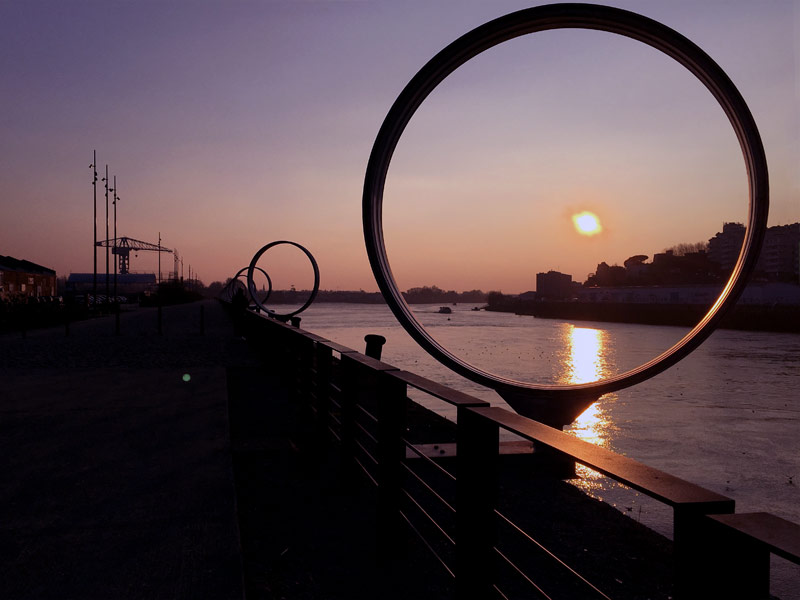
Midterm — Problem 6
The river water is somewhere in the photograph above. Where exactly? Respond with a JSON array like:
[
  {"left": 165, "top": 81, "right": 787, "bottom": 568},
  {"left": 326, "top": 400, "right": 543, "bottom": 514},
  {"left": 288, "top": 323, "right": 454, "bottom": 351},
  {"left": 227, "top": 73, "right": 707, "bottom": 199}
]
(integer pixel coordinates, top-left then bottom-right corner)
[{"left": 281, "top": 302, "right": 799, "bottom": 595}]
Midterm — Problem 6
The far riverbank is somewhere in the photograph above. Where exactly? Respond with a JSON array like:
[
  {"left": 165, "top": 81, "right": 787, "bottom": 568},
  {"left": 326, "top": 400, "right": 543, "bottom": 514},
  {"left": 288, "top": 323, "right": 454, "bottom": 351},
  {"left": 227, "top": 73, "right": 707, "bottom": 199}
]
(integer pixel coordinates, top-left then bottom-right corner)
[{"left": 484, "top": 298, "right": 799, "bottom": 333}]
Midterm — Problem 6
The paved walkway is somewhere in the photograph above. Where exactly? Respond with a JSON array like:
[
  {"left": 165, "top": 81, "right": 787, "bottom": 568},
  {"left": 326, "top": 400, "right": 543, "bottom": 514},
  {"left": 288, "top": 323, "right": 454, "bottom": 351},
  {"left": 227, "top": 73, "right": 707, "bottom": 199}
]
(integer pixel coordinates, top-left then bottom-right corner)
[{"left": 1, "top": 300, "right": 245, "bottom": 599}]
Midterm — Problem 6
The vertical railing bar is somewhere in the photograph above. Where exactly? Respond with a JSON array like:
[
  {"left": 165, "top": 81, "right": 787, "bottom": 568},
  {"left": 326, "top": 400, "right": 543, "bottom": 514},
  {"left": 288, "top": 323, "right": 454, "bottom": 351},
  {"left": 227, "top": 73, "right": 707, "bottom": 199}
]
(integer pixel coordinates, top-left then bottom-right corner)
[
  {"left": 456, "top": 407, "right": 498, "bottom": 600},
  {"left": 377, "top": 370, "right": 408, "bottom": 559}
]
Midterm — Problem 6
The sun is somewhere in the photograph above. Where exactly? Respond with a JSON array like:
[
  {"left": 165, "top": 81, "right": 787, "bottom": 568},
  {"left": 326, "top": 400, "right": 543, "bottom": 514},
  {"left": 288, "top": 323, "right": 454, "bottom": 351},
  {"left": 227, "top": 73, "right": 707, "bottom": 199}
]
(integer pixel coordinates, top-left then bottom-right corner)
[{"left": 572, "top": 211, "right": 602, "bottom": 236}]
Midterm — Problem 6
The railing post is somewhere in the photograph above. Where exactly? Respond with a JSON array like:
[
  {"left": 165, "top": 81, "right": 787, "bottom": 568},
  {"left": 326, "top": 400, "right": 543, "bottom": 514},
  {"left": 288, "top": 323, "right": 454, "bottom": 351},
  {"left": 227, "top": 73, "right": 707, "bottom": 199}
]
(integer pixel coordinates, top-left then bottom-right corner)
[
  {"left": 313, "top": 343, "right": 334, "bottom": 450},
  {"left": 376, "top": 372, "right": 407, "bottom": 558},
  {"left": 339, "top": 355, "right": 359, "bottom": 481},
  {"left": 295, "top": 336, "right": 315, "bottom": 405},
  {"left": 456, "top": 407, "right": 499, "bottom": 599},
  {"left": 673, "top": 503, "right": 736, "bottom": 599}
]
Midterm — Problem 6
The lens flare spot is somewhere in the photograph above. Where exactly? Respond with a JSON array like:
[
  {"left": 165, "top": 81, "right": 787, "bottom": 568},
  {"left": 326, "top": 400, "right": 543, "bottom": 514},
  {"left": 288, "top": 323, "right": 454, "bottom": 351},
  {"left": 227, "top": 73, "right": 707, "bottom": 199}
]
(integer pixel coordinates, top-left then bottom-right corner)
[
  {"left": 182, "top": 373, "right": 191, "bottom": 382},
  {"left": 572, "top": 211, "right": 602, "bottom": 236}
]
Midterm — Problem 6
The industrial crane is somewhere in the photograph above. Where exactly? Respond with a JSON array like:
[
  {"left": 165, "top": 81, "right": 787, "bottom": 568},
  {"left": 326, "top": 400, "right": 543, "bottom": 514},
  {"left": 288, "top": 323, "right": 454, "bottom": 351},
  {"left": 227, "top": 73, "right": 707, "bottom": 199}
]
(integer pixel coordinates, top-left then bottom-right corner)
[{"left": 96, "top": 236, "right": 173, "bottom": 275}]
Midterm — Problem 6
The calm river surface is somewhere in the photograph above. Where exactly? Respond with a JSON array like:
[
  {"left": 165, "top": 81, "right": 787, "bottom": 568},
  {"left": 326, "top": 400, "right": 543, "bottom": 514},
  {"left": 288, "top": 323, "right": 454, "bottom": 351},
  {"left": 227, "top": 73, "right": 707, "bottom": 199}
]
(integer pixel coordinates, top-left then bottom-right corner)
[{"left": 282, "top": 302, "right": 799, "bottom": 595}]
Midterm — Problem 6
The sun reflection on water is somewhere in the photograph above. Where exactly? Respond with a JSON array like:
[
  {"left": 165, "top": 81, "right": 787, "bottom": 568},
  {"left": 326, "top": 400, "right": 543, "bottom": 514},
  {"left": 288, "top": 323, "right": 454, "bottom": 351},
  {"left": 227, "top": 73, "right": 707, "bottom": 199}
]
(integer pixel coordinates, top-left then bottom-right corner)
[{"left": 560, "top": 324, "right": 617, "bottom": 495}]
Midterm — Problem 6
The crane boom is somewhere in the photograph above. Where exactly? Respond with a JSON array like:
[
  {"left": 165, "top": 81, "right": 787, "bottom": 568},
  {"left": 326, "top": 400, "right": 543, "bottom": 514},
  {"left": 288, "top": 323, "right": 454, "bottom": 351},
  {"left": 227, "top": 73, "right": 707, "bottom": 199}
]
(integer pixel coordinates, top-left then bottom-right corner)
[{"left": 96, "top": 236, "right": 173, "bottom": 274}]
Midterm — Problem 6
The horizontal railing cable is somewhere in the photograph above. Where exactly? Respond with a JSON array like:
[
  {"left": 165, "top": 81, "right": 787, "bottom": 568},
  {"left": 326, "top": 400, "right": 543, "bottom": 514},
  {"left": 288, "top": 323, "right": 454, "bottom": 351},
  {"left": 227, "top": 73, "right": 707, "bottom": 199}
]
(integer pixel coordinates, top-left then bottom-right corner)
[
  {"left": 495, "top": 510, "right": 612, "bottom": 600},
  {"left": 493, "top": 547, "right": 554, "bottom": 600},
  {"left": 354, "top": 419, "right": 378, "bottom": 445},
  {"left": 403, "top": 439, "right": 457, "bottom": 482},
  {"left": 354, "top": 456, "right": 378, "bottom": 487},
  {"left": 399, "top": 509, "right": 455, "bottom": 579},
  {"left": 356, "top": 403, "right": 378, "bottom": 424},
  {"left": 401, "top": 489, "right": 455, "bottom": 547},
  {"left": 400, "top": 461, "right": 456, "bottom": 514},
  {"left": 354, "top": 439, "right": 378, "bottom": 467}
]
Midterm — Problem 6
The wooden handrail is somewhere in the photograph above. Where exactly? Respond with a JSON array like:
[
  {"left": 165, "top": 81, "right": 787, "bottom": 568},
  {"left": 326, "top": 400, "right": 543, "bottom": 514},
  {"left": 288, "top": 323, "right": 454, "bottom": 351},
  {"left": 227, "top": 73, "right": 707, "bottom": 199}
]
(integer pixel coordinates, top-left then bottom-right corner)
[
  {"left": 390, "top": 370, "right": 490, "bottom": 408},
  {"left": 467, "top": 406, "right": 734, "bottom": 512},
  {"left": 708, "top": 512, "right": 800, "bottom": 565}
]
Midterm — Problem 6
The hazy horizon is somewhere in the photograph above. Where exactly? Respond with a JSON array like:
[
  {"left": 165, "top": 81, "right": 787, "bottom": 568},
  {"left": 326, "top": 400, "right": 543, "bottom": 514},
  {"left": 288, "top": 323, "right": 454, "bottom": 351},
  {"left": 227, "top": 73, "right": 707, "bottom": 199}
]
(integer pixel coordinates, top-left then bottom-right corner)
[{"left": 2, "top": 1, "right": 797, "bottom": 294}]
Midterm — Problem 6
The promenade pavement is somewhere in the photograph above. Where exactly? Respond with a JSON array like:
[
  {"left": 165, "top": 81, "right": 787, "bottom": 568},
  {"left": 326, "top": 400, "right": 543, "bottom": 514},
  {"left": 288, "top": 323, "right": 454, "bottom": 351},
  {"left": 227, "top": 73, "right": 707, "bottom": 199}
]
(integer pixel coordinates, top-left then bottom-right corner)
[
  {"left": 1, "top": 300, "right": 245, "bottom": 599},
  {"left": 1, "top": 300, "right": 452, "bottom": 600}
]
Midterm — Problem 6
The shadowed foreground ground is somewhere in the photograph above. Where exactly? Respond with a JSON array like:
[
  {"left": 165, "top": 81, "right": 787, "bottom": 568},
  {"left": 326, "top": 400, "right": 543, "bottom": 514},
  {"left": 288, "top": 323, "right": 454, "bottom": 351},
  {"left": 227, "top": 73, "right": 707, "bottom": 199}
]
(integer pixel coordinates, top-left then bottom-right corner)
[{"left": 2, "top": 300, "right": 675, "bottom": 599}]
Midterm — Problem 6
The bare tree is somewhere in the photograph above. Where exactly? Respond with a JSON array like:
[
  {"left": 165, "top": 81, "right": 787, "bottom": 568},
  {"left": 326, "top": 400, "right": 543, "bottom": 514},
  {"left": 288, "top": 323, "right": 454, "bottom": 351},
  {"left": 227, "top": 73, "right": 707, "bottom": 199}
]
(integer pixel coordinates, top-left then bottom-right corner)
[{"left": 663, "top": 241, "right": 708, "bottom": 256}]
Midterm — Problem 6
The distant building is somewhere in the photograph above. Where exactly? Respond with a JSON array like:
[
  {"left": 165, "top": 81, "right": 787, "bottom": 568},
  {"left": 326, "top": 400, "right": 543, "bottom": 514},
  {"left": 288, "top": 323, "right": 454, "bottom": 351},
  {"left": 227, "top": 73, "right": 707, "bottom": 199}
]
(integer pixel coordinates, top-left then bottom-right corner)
[
  {"left": 536, "top": 270, "right": 573, "bottom": 300},
  {"left": 576, "top": 282, "right": 800, "bottom": 306},
  {"left": 0, "top": 255, "right": 56, "bottom": 300},
  {"left": 707, "top": 222, "right": 745, "bottom": 275},
  {"left": 758, "top": 223, "right": 800, "bottom": 282},
  {"left": 66, "top": 273, "right": 157, "bottom": 297},
  {"left": 707, "top": 221, "right": 800, "bottom": 282}
]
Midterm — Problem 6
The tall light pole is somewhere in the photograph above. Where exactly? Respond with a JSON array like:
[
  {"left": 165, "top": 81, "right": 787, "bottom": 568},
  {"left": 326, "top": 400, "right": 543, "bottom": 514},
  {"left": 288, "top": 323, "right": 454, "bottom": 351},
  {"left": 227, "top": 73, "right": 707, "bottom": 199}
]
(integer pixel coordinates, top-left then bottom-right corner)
[
  {"left": 158, "top": 232, "right": 161, "bottom": 284},
  {"left": 112, "top": 176, "right": 119, "bottom": 302},
  {"left": 90, "top": 151, "right": 97, "bottom": 306},
  {"left": 103, "top": 165, "right": 110, "bottom": 308}
]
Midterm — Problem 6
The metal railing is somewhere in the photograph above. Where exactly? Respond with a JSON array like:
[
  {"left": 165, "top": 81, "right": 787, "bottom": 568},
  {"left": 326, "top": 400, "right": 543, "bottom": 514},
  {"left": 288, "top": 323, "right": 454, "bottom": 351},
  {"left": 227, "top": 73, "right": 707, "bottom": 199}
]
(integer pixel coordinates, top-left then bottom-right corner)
[{"left": 226, "top": 301, "right": 799, "bottom": 600}]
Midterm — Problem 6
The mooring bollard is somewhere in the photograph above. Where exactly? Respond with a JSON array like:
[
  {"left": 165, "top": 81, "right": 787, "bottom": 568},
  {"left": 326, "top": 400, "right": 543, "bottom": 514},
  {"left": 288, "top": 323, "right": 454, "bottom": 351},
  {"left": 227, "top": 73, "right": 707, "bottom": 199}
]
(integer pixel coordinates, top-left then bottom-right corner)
[
  {"left": 364, "top": 334, "right": 386, "bottom": 360},
  {"left": 290, "top": 316, "right": 301, "bottom": 328}
]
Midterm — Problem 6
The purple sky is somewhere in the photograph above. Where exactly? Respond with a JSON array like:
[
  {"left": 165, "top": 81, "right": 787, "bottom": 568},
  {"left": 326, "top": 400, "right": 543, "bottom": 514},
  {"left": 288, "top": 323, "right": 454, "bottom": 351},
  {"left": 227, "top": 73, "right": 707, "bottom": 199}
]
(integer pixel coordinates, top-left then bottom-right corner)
[{"left": 1, "top": 0, "right": 797, "bottom": 293}]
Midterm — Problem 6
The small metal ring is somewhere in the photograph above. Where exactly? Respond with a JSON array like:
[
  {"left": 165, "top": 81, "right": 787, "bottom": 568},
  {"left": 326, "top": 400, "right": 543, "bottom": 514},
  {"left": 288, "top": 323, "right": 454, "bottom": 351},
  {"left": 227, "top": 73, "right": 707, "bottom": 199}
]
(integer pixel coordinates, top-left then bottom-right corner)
[
  {"left": 247, "top": 241, "right": 320, "bottom": 318},
  {"left": 234, "top": 266, "right": 272, "bottom": 305},
  {"left": 362, "top": 3, "right": 768, "bottom": 398}
]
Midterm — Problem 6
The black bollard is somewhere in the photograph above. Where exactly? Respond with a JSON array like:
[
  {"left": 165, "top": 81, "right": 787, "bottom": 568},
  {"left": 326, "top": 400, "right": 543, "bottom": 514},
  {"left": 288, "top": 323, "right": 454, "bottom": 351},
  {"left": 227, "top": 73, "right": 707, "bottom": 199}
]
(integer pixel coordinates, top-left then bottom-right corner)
[
  {"left": 115, "top": 304, "right": 120, "bottom": 336},
  {"left": 290, "top": 316, "right": 301, "bottom": 328},
  {"left": 364, "top": 334, "right": 386, "bottom": 360},
  {"left": 157, "top": 304, "right": 162, "bottom": 335},
  {"left": 200, "top": 304, "right": 205, "bottom": 336}
]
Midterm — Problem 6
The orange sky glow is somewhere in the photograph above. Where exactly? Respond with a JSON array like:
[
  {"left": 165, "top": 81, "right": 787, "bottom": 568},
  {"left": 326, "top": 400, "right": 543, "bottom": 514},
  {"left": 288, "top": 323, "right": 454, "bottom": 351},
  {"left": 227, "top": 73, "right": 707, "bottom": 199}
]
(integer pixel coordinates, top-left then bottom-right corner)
[{"left": 1, "top": 1, "right": 797, "bottom": 294}]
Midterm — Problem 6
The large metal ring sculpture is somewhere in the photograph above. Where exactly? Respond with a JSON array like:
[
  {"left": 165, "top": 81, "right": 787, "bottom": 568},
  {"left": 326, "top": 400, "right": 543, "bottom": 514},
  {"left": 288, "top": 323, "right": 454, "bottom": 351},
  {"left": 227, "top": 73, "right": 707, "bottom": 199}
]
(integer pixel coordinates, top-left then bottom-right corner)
[
  {"left": 363, "top": 3, "right": 768, "bottom": 422},
  {"left": 233, "top": 265, "right": 272, "bottom": 306},
  {"left": 247, "top": 241, "right": 320, "bottom": 318}
]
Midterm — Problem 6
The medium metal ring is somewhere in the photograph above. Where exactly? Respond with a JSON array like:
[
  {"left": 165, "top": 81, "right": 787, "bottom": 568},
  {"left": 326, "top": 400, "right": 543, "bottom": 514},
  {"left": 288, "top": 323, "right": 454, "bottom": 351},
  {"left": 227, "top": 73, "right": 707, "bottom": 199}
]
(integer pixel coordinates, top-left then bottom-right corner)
[
  {"left": 247, "top": 241, "right": 320, "bottom": 318},
  {"left": 362, "top": 3, "right": 768, "bottom": 398}
]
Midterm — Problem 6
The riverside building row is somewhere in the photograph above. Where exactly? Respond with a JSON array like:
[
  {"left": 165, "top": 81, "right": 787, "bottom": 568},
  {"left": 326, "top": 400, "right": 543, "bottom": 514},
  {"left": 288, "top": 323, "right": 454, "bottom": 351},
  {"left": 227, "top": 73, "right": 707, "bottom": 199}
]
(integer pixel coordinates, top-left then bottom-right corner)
[
  {"left": 536, "top": 222, "right": 800, "bottom": 302},
  {"left": 0, "top": 255, "right": 56, "bottom": 301}
]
